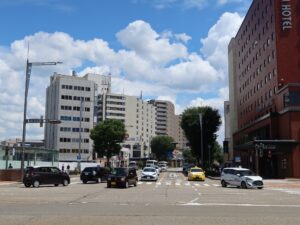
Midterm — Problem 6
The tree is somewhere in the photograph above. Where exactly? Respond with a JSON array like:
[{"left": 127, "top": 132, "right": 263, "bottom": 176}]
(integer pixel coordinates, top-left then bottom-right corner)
[
  {"left": 90, "top": 119, "right": 126, "bottom": 166},
  {"left": 180, "top": 106, "right": 221, "bottom": 167},
  {"left": 150, "top": 135, "right": 174, "bottom": 160},
  {"left": 182, "top": 148, "right": 196, "bottom": 164}
]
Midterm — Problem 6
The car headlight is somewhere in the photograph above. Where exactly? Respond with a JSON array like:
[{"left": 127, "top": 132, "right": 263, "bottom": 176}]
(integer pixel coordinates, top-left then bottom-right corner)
[{"left": 121, "top": 177, "right": 126, "bottom": 181}]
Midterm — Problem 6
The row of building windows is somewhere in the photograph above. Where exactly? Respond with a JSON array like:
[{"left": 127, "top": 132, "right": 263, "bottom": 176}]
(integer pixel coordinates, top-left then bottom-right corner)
[
  {"left": 60, "top": 127, "right": 90, "bottom": 132},
  {"left": 60, "top": 116, "right": 90, "bottom": 122},
  {"left": 59, "top": 149, "right": 89, "bottom": 154},
  {"left": 61, "top": 105, "right": 90, "bottom": 112},
  {"left": 238, "top": 0, "right": 273, "bottom": 46},
  {"left": 62, "top": 84, "right": 91, "bottom": 92},
  {"left": 239, "top": 34, "right": 275, "bottom": 83},
  {"left": 240, "top": 68, "right": 277, "bottom": 103},
  {"left": 61, "top": 95, "right": 91, "bottom": 102},
  {"left": 59, "top": 138, "right": 90, "bottom": 143}
]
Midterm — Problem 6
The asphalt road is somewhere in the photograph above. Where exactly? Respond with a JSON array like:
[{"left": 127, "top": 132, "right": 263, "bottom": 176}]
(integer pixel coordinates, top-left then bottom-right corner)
[{"left": 0, "top": 171, "right": 300, "bottom": 225}]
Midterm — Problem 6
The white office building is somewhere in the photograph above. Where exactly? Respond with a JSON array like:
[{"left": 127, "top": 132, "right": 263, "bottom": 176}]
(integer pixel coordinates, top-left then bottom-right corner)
[{"left": 45, "top": 73, "right": 96, "bottom": 161}]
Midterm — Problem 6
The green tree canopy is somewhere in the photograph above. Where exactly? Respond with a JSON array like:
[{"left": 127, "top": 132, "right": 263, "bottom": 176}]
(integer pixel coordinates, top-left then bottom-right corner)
[
  {"left": 90, "top": 119, "right": 126, "bottom": 166},
  {"left": 180, "top": 106, "right": 221, "bottom": 166},
  {"left": 150, "top": 135, "right": 174, "bottom": 160}
]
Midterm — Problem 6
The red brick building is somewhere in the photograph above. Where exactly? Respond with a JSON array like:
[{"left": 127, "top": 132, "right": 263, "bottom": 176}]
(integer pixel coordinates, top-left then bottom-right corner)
[{"left": 228, "top": 0, "right": 300, "bottom": 178}]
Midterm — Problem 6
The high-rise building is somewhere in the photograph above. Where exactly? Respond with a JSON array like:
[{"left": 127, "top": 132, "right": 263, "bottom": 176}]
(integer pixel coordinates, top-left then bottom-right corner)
[
  {"left": 96, "top": 93, "right": 156, "bottom": 159},
  {"left": 148, "top": 100, "right": 188, "bottom": 150},
  {"left": 45, "top": 73, "right": 95, "bottom": 161},
  {"left": 228, "top": 0, "right": 300, "bottom": 178}
]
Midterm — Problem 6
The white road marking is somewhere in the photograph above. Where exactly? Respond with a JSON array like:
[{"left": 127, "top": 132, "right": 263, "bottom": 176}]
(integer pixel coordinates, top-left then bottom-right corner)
[
  {"left": 184, "top": 182, "right": 191, "bottom": 186},
  {"left": 203, "top": 183, "right": 210, "bottom": 186},
  {"left": 193, "top": 183, "right": 200, "bottom": 186},
  {"left": 179, "top": 202, "right": 300, "bottom": 207}
]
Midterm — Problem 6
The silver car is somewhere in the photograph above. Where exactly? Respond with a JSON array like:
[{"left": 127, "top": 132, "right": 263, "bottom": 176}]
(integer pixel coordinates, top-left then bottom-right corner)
[{"left": 221, "top": 167, "right": 263, "bottom": 189}]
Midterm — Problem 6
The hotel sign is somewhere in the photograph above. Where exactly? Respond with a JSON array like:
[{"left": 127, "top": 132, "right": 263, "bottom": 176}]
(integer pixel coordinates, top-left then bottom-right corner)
[{"left": 281, "top": 0, "right": 292, "bottom": 30}]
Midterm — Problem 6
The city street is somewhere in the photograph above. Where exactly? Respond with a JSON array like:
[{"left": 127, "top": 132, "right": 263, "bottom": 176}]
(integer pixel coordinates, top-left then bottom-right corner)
[{"left": 0, "top": 171, "right": 300, "bottom": 225}]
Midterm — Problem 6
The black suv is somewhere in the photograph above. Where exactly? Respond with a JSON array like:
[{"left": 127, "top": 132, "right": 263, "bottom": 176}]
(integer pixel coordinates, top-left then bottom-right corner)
[
  {"left": 107, "top": 167, "right": 138, "bottom": 188},
  {"left": 23, "top": 166, "right": 70, "bottom": 188},
  {"left": 80, "top": 166, "right": 110, "bottom": 184}
]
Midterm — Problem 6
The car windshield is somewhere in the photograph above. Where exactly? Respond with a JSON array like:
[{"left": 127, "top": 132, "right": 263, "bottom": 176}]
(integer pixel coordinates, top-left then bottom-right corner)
[
  {"left": 83, "top": 167, "right": 95, "bottom": 172},
  {"left": 238, "top": 170, "right": 255, "bottom": 176},
  {"left": 111, "top": 168, "right": 128, "bottom": 176},
  {"left": 191, "top": 168, "right": 203, "bottom": 172},
  {"left": 143, "top": 168, "right": 156, "bottom": 172}
]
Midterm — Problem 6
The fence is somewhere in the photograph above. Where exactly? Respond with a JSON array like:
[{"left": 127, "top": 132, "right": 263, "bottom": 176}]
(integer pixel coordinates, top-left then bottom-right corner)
[{"left": 0, "top": 145, "right": 59, "bottom": 169}]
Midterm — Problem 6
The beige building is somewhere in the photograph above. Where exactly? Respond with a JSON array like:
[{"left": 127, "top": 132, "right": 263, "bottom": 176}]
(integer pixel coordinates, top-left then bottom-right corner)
[
  {"left": 148, "top": 100, "right": 188, "bottom": 150},
  {"left": 97, "top": 93, "right": 156, "bottom": 159}
]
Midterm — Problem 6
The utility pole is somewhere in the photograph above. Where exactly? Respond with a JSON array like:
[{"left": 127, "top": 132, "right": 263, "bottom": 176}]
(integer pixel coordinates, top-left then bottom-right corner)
[
  {"left": 21, "top": 60, "right": 62, "bottom": 181},
  {"left": 199, "top": 113, "right": 203, "bottom": 166}
]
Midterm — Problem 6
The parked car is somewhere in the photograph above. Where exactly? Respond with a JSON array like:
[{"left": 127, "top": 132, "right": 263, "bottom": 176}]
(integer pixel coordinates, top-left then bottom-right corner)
[
  {"left": 80, "top": 166, "right": 110, "bottom": 183},
  {"left": 221, "top": 167, "right": 264, "bottom": 189},
  {"left": 107, "top": 167, "right": 138, "bottom": 188},
  {"left": 23, "top": 166, "right": 70, "bottom": 188},
  {"left": 141, "top": 167, "right": 158, "bottom": 181},
  {"left": 188, "top": 167, "right": 205, "bottom": 181}
]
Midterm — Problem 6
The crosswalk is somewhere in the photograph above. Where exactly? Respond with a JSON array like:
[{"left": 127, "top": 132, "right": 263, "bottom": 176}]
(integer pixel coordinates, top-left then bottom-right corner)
[{"left": 137, "top": 180, "right": 221, "bottom": 187}]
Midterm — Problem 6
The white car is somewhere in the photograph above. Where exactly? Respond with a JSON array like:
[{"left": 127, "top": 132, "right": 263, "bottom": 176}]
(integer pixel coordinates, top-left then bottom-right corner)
[
  {"left": 141, "top": 167, "right": 158, "bottom": 181},
  {"left": 221, "top": 167, "right": 263, "bottom": 189}
]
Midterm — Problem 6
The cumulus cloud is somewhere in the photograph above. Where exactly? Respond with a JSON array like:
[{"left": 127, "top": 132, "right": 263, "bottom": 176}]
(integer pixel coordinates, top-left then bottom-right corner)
[
  {"left": 116, "top": 20, "right": 188, "bottom": 65},
  {"left": 0, "top": 12, "right": 243, "bottom": 143},
  {"left": 200, "top": 12, "right": 243, "bottom": 73}
]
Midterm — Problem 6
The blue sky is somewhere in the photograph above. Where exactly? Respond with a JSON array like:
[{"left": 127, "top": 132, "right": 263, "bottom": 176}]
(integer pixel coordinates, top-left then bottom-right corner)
[{"left": 0, "top": 0, "right": 252, "bottom": 143}]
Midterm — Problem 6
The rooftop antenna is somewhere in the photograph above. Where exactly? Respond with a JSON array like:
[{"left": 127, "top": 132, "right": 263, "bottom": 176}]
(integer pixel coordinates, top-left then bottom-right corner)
[{"left": 140, "top": 90, "right": 143, "bottom": 100}]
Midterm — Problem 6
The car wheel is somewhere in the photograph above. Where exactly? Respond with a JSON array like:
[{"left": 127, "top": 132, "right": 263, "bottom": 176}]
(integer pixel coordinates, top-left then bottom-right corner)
[
  {"left": 24, "top": 183, "right": 31, "bottom": 188},
  {"left": 96, "top": 177, "right": 102, "bottom": 183},
  {"left": 125, "top": 181, "right": 129, "bottom": 188},
  {"left": 33, "top": 180, "right": 39, "bottom": 188},
  {"left": 82, "top": 180, "right": 87, "bottom": 184},
  {"left": 54, "top": 184, "right": 59, "bottom": 186},
  {"left": 241, "top": 181, "right": 247, "bottom": 189},
  {"left": 258, "top": 187, "right": 263, "bottom": 189},
  {"left": 62, "top": 179, "right": 69, "bottom": 186},
  {"left": 221, "top": 180, "right": 227, "bottom": 187}
]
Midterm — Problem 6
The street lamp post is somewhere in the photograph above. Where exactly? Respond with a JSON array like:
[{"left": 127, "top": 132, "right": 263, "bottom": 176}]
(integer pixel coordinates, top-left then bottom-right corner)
[{"left": 21, "top": 60, "right": 62, "bottom": 181}]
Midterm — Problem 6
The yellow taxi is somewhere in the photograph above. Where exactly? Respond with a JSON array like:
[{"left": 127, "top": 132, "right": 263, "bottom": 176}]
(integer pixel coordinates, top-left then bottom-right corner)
[{"left": 187, "top": 167, "right": 205, "bottom": 181}]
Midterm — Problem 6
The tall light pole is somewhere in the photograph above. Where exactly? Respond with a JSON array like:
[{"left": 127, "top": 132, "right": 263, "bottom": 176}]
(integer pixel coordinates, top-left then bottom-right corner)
[
  {"left": 21, "top": 60, "right": 62, "bottom": 181},
  {"left": 199, "top": 113, "right": 204, "bottom": 166}
]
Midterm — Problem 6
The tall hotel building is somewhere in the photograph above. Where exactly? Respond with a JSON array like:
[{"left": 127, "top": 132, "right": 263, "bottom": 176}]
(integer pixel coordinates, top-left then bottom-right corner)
[{"left": 228, "top": 0, "right": 300, "bottom": 178}]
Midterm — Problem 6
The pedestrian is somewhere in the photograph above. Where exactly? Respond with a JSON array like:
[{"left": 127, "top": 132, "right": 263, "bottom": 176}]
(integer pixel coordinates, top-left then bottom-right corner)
[
  {"left": 66, "top": 164, "right": 70, "bottom": 174},
  {"left": 62, "top": 164, "right": 65, "bottom": 171},
  {"left": 8, "top": 163, "right": 13, "bottom": 169}
]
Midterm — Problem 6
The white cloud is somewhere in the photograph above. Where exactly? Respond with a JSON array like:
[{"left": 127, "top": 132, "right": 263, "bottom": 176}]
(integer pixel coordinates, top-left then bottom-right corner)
[
  {"left": 200, "top": 12, "right": 243, "bottom": 73},
  {"left": 0, "top": 12, "right": 242, "bottom": 143},
  {"left": 116, "top": 20, "right": 188, "bottom": 65}
]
